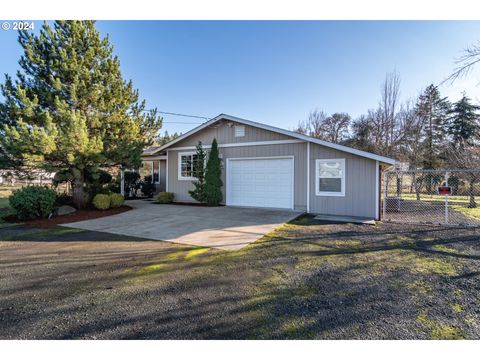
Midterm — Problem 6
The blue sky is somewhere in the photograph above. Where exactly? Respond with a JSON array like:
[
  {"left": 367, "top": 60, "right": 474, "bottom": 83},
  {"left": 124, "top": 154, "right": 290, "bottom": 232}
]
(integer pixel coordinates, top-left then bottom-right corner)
[{"left": 1, "top": 20, "right": 480, "bottom": 134}]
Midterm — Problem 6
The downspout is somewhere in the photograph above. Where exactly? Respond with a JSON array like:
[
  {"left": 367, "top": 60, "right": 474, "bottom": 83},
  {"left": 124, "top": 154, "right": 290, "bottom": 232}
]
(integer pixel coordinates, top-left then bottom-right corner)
[
  {"left": 306, "top": 142, "right": 310, "bottom": 213},
  {"left": 166, "top": 150, "right": 169, "bottom": 192},
  {"left": 375, "top": 161, "right": 379, "bottom": 220},
  {"left": 120, "top": 166, "right": 125, "bottom": 197}
]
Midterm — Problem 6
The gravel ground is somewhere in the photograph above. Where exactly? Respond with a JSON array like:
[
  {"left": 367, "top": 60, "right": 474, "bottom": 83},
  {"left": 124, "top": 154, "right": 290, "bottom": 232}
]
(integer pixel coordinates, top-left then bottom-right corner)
[{"left": 0, "top": 217, "right": 479, "bottom": 339}]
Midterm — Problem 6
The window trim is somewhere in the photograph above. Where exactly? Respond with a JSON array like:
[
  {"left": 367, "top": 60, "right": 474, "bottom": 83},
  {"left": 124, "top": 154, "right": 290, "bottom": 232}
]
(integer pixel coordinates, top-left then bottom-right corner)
[
  {"left": 234, "top": 125, "right": 245, "bottom": 137},
  {"left": 315, "top": 158, "right": 346, "bottom": 197},
  {"left": 152, "top": 160, "right": 160, "bottom": 184},
  {"left": 177, "top": 151, "right": 197, "bottom": 181}
]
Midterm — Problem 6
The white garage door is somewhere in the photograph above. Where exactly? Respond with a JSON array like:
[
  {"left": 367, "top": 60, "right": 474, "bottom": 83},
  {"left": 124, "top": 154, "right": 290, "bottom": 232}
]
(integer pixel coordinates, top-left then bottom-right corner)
[{"left": 226, "top": 157, "right": 294, "bottom": 209}]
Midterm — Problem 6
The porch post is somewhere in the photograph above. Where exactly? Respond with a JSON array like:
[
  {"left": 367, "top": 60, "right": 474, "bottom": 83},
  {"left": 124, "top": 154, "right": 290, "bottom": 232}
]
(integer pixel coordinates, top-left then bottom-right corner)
[{"left": 120, "top": 166, "right": 125, "bottom": 197}]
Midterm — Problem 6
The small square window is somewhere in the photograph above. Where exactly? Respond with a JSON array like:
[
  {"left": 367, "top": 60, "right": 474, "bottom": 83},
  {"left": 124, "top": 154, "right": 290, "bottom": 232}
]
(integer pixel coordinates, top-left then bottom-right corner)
[
  {"left": 178, "top": 152, "right": 198, "bottom": 180},
  {"left": 234, "top": 125, "right": 245, "bottom": 137}
]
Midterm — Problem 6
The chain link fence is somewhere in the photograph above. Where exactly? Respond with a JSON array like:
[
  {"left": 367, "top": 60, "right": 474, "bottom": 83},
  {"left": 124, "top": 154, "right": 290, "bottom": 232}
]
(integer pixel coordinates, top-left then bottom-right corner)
[{"left": 383, "top": 169, "right": 480, "bottom": 227}]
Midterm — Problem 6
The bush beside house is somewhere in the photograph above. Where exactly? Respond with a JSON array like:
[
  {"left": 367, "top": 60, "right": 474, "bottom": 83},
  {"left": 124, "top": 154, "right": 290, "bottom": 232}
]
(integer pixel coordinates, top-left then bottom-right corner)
[
  {"left": 92, "top": 194, "right": 111, "bottom": 210},
  {"left": 109, "top": 193, "right": 125, "bottom": 208},
  {"left": 9, "top": 186, "right": 57, "bottom": 220},
  {"left": 156, "top": 192, "right": 174, "bottom": 204},
  {"left": 204, "top": 138, "right": 223, "bottom": 206}
]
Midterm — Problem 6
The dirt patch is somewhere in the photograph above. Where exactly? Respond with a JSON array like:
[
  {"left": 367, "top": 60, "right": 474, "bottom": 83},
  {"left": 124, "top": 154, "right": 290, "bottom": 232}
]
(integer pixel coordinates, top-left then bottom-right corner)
[
  {"left": 1, "top": 216, "right": 480, "bottom": 339},
  {"left": 3, "top": 205, "right": 131, "bottom": 228}
]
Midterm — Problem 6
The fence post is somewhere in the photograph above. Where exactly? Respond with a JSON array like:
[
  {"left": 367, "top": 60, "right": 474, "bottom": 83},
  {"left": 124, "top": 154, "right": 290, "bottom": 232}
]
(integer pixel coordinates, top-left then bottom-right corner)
[
  {"left": 120, "top": 167, "right": 125, "bottom": 197},
  {"left": 383, "top": 171, "right": 388, "bottom": 221},
  {"left": 445, "top": 171, "right": 449, "bottom": 225}
]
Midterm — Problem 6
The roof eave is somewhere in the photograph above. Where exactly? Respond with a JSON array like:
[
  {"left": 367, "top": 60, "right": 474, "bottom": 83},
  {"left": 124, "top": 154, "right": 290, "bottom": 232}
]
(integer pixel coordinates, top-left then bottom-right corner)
[{"left": 150, "top": 113, "right": 396, "bottom": 165}]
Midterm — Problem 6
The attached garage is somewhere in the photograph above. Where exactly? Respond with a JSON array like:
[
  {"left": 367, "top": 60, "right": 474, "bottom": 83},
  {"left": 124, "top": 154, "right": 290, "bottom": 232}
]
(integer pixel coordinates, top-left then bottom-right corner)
[
  {"left": 226, "top": 157, "right": 294, "bottom": 209},
  {"left": 142, "top": 113, "right": 396, "bottom": 219}
]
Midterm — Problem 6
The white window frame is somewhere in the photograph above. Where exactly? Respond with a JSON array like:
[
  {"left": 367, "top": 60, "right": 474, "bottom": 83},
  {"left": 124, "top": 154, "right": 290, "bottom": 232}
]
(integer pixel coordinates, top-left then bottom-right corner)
[
  {"left": 315, "top": 158, "right": 346, "bottom": 197},
  {"left": 177, "top": 151, "right": 197, "bottom": 181},
  {"left": 234, "top": 125, "right": 245, "bottom": 137},
  {"left": 151, "top": 160, "right": 160, "bottom": 184}
]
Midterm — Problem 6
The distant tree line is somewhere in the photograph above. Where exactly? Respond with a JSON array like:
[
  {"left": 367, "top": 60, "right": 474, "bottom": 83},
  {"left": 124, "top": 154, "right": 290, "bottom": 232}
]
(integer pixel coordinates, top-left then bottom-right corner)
[{"left": 294, "top": 70, "right": 480, "bottom": 171}]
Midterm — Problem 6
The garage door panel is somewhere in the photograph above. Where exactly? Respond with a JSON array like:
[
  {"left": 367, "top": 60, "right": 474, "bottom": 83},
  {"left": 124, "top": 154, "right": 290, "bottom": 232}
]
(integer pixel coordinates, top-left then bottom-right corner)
[{"left": 227, "top": 158, "right": 293, "bottom": 209}]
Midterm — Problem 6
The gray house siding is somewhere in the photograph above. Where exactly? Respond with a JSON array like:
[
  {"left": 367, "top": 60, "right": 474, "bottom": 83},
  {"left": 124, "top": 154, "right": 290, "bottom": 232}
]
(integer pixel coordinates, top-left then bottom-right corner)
[
  {"left": 309, "top": 143, "right": 377, "bottom": 218},
  {"left": 161, "top": 118, "right": 380, "bottom": 218},
  {"left": 174, "top": 120, "right": 292, "bottom": 148},
  {"left": 167, "top": 142, "right": 308, "bottom": 210}
]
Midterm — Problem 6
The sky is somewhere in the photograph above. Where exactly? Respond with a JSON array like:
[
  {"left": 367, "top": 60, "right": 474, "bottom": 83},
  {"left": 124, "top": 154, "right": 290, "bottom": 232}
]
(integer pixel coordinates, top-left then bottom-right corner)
[{"left": 1, "top": 20, "right": 480, "bottom": 135}]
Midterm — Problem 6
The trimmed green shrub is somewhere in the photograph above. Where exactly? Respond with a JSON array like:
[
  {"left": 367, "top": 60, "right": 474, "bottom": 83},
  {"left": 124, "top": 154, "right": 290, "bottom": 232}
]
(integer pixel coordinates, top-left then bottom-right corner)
[
  {"left": 156, "top": 192, "right": 174, "bottom": 204},
  {"left": 188, "top": 141, "right": 207, "bottom": 203},
  {"left": 204, "top": 138, "right": 223, "bottom": 206},
  {"left": 109, "top": 193, "right": 124, "bottom": 208},
  {"left": 141, "top": 175, "right": 156, "bottom": 198},
  {"left": 92, "top": 194, "right": 111, "bottom": 210},
  {"left": 124, "top": 171, "right": 141, "bottom": 198},
  {"left": 9, "top": 186, "right": 57, "bottom": 220}
]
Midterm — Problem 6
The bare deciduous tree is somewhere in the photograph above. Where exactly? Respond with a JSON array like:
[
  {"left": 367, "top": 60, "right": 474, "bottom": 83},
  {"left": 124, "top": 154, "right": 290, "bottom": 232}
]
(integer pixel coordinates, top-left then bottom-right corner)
[
  {"left": 321, "top": 113, "right": 351, "bottom": 143},
  {"left": 446, "top": 145, "right": 480, "bottom": 208},
  {"left": 294, "top": 110, "right": 327, "bottom": 137},
  {"left": 294, "top": 110, "right": 350, "bottom": 144},
  {"left": 443, "top": 41, "right": 480, "bottom": 84}
]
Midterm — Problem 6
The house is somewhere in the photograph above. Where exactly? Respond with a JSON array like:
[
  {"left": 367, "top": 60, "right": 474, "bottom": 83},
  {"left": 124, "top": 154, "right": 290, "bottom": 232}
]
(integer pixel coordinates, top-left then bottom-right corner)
[{"left": 141, "top": 114, "right": 395, "bottom": 220}]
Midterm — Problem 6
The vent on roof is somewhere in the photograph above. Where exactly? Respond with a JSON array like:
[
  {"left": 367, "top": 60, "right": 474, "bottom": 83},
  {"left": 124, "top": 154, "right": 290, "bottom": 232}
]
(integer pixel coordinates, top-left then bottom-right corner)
[{"left": 234, "top": 125, "right": 245, "bottom": 137}]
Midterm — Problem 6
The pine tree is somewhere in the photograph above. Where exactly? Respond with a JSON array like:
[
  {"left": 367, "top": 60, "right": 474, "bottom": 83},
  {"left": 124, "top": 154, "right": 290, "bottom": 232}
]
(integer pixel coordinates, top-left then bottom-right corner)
[
  {"left": 0, "top": 21, "right": 162, "bottom": 208},
  {"left": 204, "top": 138, "right": 223, "bottom": 206},
  {"left": 188, "top": 141, "right": 207, "bottom": 203},
  {"left": 447, "top": 94, "right": 480, "bottom": 150},
  {"left": 415, "top": 84, "right": 450, "bottom": 169}
]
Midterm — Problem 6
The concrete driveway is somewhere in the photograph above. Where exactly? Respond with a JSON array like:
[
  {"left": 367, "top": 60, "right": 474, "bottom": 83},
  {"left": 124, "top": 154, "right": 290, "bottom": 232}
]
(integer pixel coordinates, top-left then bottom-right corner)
[{"left": 62, "top": 200, "right": 300, "bottom": 250}]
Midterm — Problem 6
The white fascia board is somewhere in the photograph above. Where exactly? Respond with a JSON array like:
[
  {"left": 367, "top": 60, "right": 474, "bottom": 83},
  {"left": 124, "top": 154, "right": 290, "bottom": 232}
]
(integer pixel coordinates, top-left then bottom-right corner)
[
  {"left": 220, "top": 115, "right": 395, "bottom": 165},
  {"left": 168, "top": 139, "right": 304, "bottom": 151},
  {"left": 153, "top": 113, "right": 396, "bottom": 165}
]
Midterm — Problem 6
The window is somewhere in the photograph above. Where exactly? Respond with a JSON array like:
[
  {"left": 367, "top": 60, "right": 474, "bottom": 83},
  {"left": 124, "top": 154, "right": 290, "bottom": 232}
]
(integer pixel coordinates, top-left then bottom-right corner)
[
  {"left": 315, "top": 159, "right": 345, "bottom": 196},
  {"left": 234, "top": 125, "right": 245, "bottom": 137},
  {"left": 152, "top": 161, "right": 160, "bottom": 183},
  {"left": 178, "top": 152, "right": 199, "bottom": 180},
  {"left": 140, "top": 161, "right": 160, "bottom": 183}
]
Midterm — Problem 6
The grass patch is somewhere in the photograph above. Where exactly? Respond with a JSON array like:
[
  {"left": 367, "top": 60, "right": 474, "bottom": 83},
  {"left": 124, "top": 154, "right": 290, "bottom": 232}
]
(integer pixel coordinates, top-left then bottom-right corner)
[
  {"left": 400, "top": 251, "right": 458, "bottom": 276},
  {"left": 417, "top": 312, "right": 465, "bottom": 339},
  {"left": 137, "top": 263, "right": 167, "bottom": 275},
  {"left": 452, "top": 205, "right": 480, "bottom": 220},
  {"left": 432, "top": 244, "right": 459, "bottom": 254},
  {"left": 395, "top": 193, "right": 472, "bottom": 204},
  {"left": 185, "top": 247, "right": 210, "bottom": 260},
  {"left": 451, "top": 304, "right": 463, "bottom": 313}
]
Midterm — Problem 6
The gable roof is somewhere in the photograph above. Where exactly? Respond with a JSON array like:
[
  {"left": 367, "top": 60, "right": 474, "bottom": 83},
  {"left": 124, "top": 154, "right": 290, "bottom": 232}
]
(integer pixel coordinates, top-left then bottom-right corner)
[{"left": 150, "top": 113, "right": 395, "bottom": 165}]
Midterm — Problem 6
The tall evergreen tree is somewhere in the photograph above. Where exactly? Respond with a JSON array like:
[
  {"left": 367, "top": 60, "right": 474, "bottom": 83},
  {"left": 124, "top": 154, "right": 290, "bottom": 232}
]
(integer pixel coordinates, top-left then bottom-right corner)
[
  {"left": 447, "top": 94, "right": 480, "bottom": 149},
  {"left": 204, "top": 138, "right": 223, "bottom": 206},
  {"left": 188, "top": 141, "right": 207, "bottom": 203},
  {"left": 415, "top": 84, "right": 450, "bottom": 169},
  {"left": 0, "top": 21, "right": 162, "bottom": 208}
]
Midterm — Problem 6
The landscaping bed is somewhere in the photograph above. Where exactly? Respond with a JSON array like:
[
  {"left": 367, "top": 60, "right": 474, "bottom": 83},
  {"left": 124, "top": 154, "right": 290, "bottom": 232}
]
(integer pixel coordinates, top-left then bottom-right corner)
[{"left": 2, "top": 205, "right": 131, "bottom": 228}]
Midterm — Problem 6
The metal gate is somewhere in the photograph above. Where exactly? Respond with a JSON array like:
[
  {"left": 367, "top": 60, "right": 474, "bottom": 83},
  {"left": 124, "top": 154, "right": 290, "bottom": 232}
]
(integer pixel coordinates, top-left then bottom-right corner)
[{"left": 383, "top": 169, "right": 480, "bottom": 227}]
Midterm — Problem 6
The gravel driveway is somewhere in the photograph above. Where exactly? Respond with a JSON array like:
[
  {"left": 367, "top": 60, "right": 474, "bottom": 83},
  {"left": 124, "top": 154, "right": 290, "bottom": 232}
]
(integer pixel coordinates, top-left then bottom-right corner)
[{"left": 1, "top": 218, "right": 480, "bottom": 339}]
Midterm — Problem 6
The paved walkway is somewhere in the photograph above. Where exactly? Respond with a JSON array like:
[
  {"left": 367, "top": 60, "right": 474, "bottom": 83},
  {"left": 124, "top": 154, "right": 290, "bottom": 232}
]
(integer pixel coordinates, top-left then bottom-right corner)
[{"left": 62, "top": 200, "right": 300, "bottom": 251}]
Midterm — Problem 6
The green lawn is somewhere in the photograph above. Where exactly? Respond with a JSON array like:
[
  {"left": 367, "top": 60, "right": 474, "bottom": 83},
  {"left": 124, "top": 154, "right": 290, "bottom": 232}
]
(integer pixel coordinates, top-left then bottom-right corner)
[
  {"left": 452, "top": 205, "right": 480, "bottom": 220},
  {"left": 389, "top": 193, "right": 474, "bottom": 204}
]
